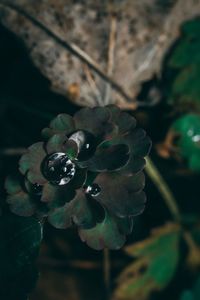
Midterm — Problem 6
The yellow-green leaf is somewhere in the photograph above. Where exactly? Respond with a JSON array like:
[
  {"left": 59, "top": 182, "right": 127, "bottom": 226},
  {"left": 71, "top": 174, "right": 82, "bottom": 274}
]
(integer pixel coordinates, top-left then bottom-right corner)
[{"left": 113, "top": 223, "right": 181, "bottom": 300}]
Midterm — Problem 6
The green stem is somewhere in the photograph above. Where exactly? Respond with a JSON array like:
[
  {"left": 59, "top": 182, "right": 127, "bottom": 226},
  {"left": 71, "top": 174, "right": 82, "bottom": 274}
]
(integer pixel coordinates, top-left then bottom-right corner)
[
  {"left": 145, "top": 157, "right": 181, "bottom": 222},
  {"left": 103, "top": 248, "right": 111, "bottom": 300},
  {"left": 145, "top": 157, "right": 199, "bottom": 256}
]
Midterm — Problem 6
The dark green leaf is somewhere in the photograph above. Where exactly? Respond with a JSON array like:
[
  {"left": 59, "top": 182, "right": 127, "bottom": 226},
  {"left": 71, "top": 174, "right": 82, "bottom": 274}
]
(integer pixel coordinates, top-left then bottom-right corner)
[
  {"left": 42, "top": 113, "right": 75, "bottom": 139},
  {"left": 79, "top": 211, "right": 126, "bottom": 250},
  {"left": 19, "top": 142, "right": 46, "bottom": 184},
  {"left": 5, "top": 177, "right": 36, "bottom": 217},
  {"left": 94, "top": 171, "right": 146, "bottom": 218},
  {"left": 0, "top": 213, "right": 43, "bottom": 299},
  {"left": 82, "top": 143, "right": 130, "bottom": 172},
  {"left": 165, "top": 18, "right": 200, "bottom": 112},
  {"left": 171, "top": 114, "right": 200, "bottom": 172},
  {"left": 74, "top": 107, "right": 113, "bottom": 137},
  {"left": 46, "top": 133, "right": 78, "bottom": 159},
  {"left": 48, "top": 190, "right": 100, "bottom": 229}
]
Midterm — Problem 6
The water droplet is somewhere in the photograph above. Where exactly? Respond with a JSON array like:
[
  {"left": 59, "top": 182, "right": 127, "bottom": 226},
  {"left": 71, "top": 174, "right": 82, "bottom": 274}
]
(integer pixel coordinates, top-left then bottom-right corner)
[
  {"left": 32, "top": 183, "right": 43, "bottom": 195},
  {"left": 192, "top": 134, "right": 200, "bottom": 143},
  {"left": 188, "top": 129, "right": 194, "bottom": 137},
  {"left": 85, "top": 183, "right": 101, "bottom": 197},
  {"left": 69, "top": 130, "right": 96, "bottom": 160},
  {"left": 41, "top": 152, "right": 76, "bottom": 185},
  {"left": 25, "top": 180, "right": 43, "bottom": 197}
]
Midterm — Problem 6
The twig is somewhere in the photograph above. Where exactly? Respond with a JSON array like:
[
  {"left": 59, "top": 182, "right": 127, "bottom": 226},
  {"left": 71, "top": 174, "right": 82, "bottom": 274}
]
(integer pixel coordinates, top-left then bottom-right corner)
[
  {"left": 134, "top": 44, "right": 158, "bottom": 78},
  {"left": 39, "top": 257, "right": 101, "bottom": 270},
  {"left": 83, "top": 65, "right": 103, "bottom": 106},
  {"left": 104, "top": 15, "right": 117, "bottom": 105},
  {"left": 103, "top": 248, "right": 111, "bottom": 300},
  {"left": 39, "top": 256, "right": 124, "bottom": 270},
  {"left": 0, "top": 148, "right": 26, "bottom": 156}
]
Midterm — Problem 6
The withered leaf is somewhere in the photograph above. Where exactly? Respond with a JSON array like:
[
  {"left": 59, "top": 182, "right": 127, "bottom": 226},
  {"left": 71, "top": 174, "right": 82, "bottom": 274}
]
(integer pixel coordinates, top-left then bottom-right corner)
[{"left": 1, "top": 0, "right": 200, "bottom": 108}]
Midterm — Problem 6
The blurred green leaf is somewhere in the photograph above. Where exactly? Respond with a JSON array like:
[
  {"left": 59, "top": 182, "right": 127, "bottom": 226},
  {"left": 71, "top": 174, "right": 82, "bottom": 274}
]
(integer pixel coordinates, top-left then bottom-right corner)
[
  {"left": 171, "top": 65, "right": 200, "bottom": 107},
  {"left": 0, "top": 212, "right": 43, "bottom": 300},
  {"left": 166, "top": 18, "right": 200, "bottom": 111},
  {"left": 171, "top": 114, "right": 200, "bottom": 172},
  {"left": 168, "top": 21, "right": 200, "bottom": 69},
  {"left": 183, "top": 224, "right": 200, "bottom": 269},
  {"left": 181, "top": 291, "right": 194, "bottom": 300},
  {"left": 192, "top": 225, "right": 200, "bottom": 246},
  {"left": 180, "top": 275, "right": 200, "bottom": 300},
  {"left": 113, "top": 223, "right": 180, "bottom": 300}
]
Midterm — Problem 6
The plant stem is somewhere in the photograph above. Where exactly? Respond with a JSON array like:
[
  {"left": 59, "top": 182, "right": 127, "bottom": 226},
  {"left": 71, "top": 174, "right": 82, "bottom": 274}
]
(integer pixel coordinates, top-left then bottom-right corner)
[
  {"left": 103, "top": 248, "right": 111, "bottom": 300},
  {"left": 145, "top": 156, "right": 199, "bottom": 254},
  {"left": 0, "top": 148, "right": 26, "bottom": 156},
  {"left": 145, "top": 157, "right": 181, "bottom": 221}
]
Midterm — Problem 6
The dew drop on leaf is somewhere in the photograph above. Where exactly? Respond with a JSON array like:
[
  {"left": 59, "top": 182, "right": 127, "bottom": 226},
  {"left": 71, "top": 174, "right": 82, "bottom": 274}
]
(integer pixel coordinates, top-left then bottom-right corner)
[
  {"left": 31, "top": 183, "right": 43, "bottom": 196},
  {"left": 25, "top": 180, "right": 43, "bottom": 198},
  {"left": 69, "top": 130, "right": 96, "bottom": 160},
  {"left": 41, "top": 152, "right": 76, "bottom": 185},
  {"left": 85, "top": 183, "right": 101, "bottom": 197}
]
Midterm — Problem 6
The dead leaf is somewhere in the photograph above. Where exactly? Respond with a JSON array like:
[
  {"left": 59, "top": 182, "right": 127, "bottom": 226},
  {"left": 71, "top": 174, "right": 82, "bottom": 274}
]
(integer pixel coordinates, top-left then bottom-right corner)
[{"left": 1, "top": 0, "right": 200, "bottom": 108}]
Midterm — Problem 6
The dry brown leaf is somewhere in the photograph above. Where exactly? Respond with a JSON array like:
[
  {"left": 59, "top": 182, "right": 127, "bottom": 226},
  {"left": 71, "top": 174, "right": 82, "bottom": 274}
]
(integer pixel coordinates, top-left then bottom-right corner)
[{"left": 1, "top": 0, "right": 200, "bottom": 109}]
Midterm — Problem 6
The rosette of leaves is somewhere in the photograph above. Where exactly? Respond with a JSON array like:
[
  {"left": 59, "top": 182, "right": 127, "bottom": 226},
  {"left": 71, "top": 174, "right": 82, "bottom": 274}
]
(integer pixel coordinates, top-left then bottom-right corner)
[{"left": 6, "top": 105, "right": 151, "bottom": 250}]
